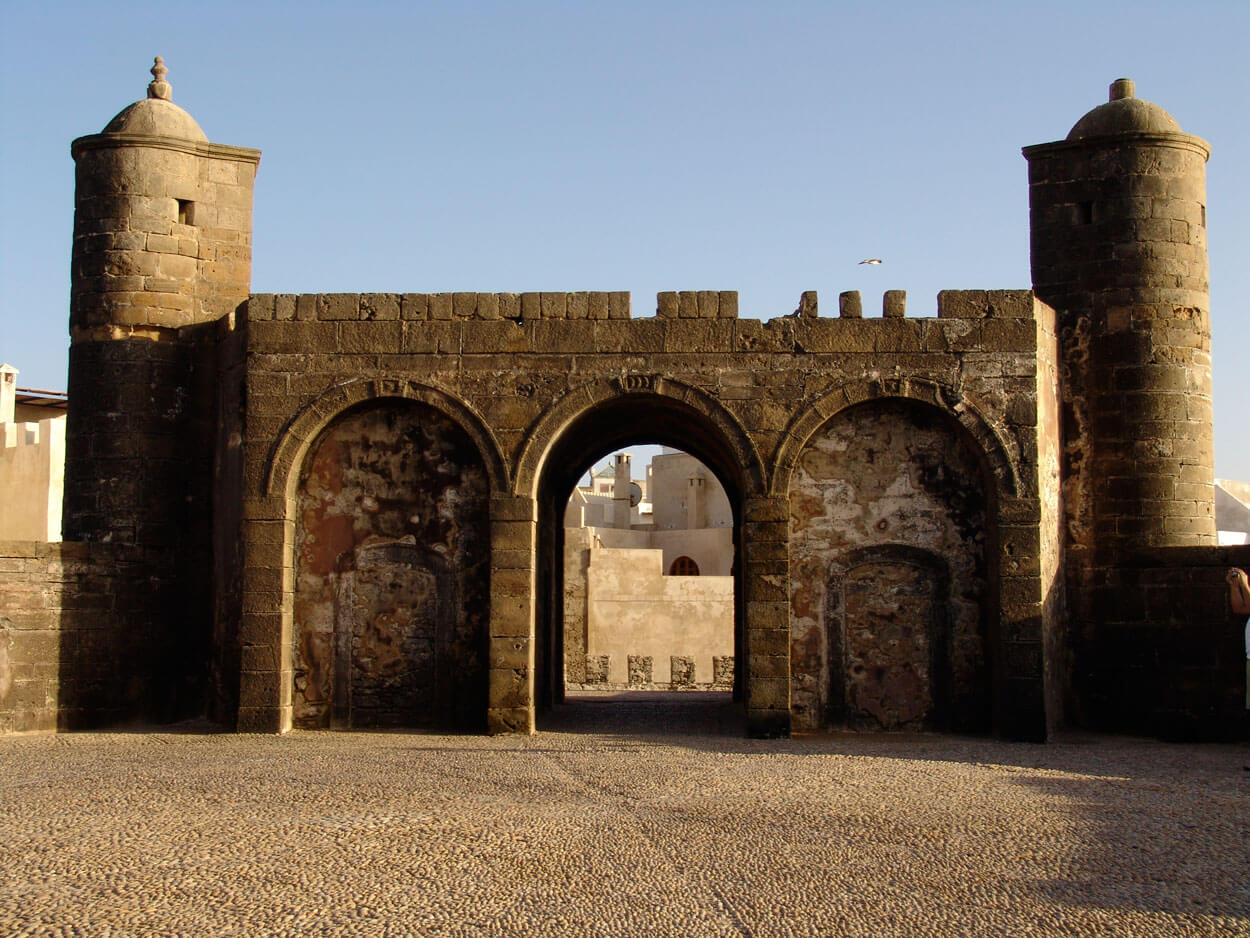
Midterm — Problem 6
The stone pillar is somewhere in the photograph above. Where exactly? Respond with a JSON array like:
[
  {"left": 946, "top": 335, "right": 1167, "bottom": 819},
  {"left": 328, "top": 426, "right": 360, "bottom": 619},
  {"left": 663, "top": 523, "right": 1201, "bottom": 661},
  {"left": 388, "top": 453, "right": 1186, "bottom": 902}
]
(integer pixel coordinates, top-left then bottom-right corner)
[
  {"left": 235, "top": 496, "right": 292, "bottom": 733},
  {"left": 488, "top": 494, "right": 537, "bottom": 734},
  {"left": 743, "top": 496, "right": 791, "bottom": 737}
]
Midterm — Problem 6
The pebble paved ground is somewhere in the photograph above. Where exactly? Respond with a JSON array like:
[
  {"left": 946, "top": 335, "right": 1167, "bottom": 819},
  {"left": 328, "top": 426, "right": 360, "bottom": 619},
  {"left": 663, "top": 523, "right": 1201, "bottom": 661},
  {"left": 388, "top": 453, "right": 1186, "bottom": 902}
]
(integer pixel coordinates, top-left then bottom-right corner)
[{"left": 2, "top": 692, "right": 1248, "bottom": 937}]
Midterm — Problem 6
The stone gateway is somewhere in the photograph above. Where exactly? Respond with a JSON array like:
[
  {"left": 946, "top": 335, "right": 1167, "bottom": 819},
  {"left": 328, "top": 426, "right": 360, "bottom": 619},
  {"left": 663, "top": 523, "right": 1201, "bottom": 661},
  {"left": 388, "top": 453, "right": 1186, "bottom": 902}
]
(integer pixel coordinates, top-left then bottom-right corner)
[{"left": 1, "top": 61, "right": 1247, "bottom": 740}]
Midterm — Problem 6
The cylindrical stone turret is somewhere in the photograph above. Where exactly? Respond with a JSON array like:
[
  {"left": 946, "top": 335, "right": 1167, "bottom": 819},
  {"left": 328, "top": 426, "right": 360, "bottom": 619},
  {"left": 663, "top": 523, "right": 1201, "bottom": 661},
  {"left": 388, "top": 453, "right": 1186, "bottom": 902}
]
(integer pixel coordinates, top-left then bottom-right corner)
[
  {"left": 1024, "top": 79, "right": 1214, "bottom": 557},
  {"left": 65, "top": 57, "right": 261, "bottom": 546}
]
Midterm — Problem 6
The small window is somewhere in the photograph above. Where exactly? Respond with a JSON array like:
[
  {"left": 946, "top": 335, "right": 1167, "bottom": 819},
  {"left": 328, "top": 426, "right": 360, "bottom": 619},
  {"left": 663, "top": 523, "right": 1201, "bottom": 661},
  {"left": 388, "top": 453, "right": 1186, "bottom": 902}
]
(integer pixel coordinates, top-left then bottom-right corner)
[
  {"left": 1200, "top": 204, "right": 1206, "bottom": 228},
  {"left": 177, "top": 199, "right": 196, "bottom": 226},
  {"left": 1075, "top": 201, "right": 1093, "bottom": 225},
  {"left": 669, "top": 556, "right": 699, "bottom": 576}
]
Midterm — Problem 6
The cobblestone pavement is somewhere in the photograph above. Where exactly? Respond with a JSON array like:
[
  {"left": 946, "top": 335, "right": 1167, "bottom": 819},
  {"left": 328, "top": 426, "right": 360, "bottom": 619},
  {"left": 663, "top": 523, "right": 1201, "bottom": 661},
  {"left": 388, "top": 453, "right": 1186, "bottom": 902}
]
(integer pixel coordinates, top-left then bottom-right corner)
[{"left": 3, "top": 693, "right": 1248, "bottom": 937}]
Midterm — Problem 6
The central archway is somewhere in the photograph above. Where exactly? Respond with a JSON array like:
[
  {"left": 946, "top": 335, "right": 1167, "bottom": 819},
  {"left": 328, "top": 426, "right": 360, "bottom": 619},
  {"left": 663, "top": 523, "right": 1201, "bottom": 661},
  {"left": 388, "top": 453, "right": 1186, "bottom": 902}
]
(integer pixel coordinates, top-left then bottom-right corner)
[{"left": 526, "top": 383, "right": 766, "bottom": 730}]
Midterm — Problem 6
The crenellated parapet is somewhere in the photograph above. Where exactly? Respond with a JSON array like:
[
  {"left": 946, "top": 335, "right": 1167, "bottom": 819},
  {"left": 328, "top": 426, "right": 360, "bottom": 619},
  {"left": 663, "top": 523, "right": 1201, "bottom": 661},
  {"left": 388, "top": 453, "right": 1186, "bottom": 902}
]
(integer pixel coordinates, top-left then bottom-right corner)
[{"left": 246, "top": 288, "right": 1041, "bottom": 325}]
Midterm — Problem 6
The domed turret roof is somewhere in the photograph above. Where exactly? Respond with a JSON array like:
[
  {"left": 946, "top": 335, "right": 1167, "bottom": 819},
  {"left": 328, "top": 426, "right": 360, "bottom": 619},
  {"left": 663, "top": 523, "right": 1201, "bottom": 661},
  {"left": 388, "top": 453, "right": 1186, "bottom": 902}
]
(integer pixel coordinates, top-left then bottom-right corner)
[
  {"left": 1066, "top": 78, "right": 1181, "bottom": 140},
  {"left": 100, "top": 57, "right": 207, "bottom": 142}
]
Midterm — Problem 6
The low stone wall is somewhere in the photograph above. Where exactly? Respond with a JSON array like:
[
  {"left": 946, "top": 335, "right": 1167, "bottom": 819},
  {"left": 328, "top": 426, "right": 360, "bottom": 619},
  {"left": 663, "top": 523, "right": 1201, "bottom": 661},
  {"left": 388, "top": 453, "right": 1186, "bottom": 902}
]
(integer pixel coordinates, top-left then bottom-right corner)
[
  {"left": 0, "top": 540, "right": 171, "bottom": 735},
  {"left": 571, "top": 653, "right": 735, "bottom": 692},
  {"left": 1074, "top": 544, "right": 1250, "bottom": 740}
]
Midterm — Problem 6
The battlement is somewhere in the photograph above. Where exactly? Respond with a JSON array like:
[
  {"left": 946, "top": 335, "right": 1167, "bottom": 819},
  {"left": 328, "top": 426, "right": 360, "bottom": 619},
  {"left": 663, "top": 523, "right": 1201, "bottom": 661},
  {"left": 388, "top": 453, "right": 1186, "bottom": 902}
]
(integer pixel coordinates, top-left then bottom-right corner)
[
  {"left": 245, "top": 288, "right": 1041, "bottom": 325},
  {"left": 3, "top": 420, "right": 51, "bottom": 449},
  {"left": 0, "top": 412, "right": 65, "bottom": 542}
]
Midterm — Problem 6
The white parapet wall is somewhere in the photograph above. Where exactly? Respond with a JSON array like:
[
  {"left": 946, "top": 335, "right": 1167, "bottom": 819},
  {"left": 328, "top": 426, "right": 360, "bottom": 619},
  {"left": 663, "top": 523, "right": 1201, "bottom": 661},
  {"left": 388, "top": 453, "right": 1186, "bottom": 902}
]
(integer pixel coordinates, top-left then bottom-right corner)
[
  {"left": 0, "top": 366, "right": 65, "bottom": 541},
  {"left": 586, "top": 546, "right": 733, "bottom": 686}
]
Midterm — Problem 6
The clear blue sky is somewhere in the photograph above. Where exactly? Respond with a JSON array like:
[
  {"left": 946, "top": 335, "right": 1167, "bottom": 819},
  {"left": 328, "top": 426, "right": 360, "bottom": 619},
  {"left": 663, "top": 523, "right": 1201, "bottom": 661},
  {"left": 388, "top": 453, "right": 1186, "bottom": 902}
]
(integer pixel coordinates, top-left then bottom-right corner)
[{"left": 2, "top": 1, "right": 1247, "bottom": 479}]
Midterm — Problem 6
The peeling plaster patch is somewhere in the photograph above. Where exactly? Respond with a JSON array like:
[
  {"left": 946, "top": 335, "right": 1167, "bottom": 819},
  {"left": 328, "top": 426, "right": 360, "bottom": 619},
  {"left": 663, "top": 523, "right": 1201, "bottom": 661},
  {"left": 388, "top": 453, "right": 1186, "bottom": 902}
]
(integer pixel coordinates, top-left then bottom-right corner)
[
  {"left": 293, "top": 401, "right": 489, "bottom": 730},
  {"left": 789, "top": 400, "right": 990, "bottom": 732}
]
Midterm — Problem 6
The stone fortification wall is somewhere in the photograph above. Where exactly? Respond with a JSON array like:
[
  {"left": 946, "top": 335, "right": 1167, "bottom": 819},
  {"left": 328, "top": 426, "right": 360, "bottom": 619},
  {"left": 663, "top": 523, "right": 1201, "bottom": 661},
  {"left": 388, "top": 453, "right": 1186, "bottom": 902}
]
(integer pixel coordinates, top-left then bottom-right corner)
[
  {"left": 0, "top": 541, "right": 172, "bottom": 734},
  {"left": 1069, "top": 543, "right": 1250, "bottom": 740},
  {"left": 238, "top": 287, "right": 1057, "bottom": 738}
]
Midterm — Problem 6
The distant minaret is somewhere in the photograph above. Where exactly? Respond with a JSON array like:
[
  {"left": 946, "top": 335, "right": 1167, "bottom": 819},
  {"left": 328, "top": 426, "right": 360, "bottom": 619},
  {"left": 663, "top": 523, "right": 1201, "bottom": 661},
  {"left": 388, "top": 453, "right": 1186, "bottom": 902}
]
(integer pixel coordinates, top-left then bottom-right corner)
[
  {"left": 612, "top": 453, "right": 632, "bottom": 529},
  {"left": 1024, "top": 79, "right": 1214, "bottom": 571},
  {"left": 687, "top": 476, "right": 706, "bottom": 529}
]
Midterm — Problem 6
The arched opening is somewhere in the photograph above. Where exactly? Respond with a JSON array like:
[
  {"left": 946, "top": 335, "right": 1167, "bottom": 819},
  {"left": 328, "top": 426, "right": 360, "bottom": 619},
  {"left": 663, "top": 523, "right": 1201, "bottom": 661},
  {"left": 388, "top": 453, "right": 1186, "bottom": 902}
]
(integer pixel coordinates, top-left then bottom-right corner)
[
  {"left": 534, "top": 394, "right": 753, "bottom": 731},
  {"left": 291, "top": 399, "right": 490, "bottom": 731},
  {"left": 787, "top": 398, "right": 998, "bottom": 734},
  {"left": 669, "top": 556, "right": 700, "bottom": 576}
]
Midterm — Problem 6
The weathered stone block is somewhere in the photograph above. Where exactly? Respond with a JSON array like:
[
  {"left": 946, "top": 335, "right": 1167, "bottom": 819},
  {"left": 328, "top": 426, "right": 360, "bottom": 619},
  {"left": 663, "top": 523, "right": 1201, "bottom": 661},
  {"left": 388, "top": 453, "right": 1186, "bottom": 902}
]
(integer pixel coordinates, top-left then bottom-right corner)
[
  {"left": 489, "top": 667, "right": 532, "bottom": 710},
  {"left": 584, "top": 655, "right": 610, "bottom": 684},
  {"left": 587, "top": 292, "right": 609, "bottom": 320},
  {"left": 656, "top": 292, "right": 679, "bottom": 319},
  {"left": 697, "top": 291, "right": 720, "bottom": 319},
  {"left": 839, "top": 291, "right": 862, "bottom": 318},
  {"left": 882, "top": 290, "right": 906, "bottom": 318},
  {"left": 540, "top": 292, "right": 567, "bottom": 319},
  {"left": 428, "top": 293, "right": 453, "bottom": 321},
  {"left": 566, "top": 292, "right": 588, "bottom": 320},
  {"left": 360, "top": 293, "right": 400, "bottom": 321},
  {"left": 489, "top": 637, "right": 531, "bottom": 671},
  {"left": 400, "top": 293, "right": 429, "bottom": 321},
  {"left": 608, "top": 291, "right": 631, "bottom": 320},
  {"left": 627, "top": 655, "right": 652, "bottom": 686},
  {"left": 937, "top": 290, "right": 987, "bottom": 319},
  {"left": 316, "top": 294, "right": 359, "bottom": 321},
  {"left": 670, "top": 656, "right": 695, "bottom": 686}
]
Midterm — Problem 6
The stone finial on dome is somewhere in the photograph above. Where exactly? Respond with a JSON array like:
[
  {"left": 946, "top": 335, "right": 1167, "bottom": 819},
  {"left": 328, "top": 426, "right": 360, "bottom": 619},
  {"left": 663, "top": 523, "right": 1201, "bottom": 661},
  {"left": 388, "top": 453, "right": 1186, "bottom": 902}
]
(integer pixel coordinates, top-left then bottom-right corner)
[
  {"left": 1066, "top": 77, "right": 1181, "bottom": 140},
  {"left": 147, "top": 56, "right": 172, "bottom": 101},
  {"left": 99, "top": 55, "right": 207, "bottom": 140}
]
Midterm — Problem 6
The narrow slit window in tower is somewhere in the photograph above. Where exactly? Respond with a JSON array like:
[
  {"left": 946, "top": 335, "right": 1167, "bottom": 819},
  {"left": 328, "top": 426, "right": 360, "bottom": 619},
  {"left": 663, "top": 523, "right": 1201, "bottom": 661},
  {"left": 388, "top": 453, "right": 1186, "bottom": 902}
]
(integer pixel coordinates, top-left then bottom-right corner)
[{"left": 177, "top": 199, "right": 196, "bottom": 226}]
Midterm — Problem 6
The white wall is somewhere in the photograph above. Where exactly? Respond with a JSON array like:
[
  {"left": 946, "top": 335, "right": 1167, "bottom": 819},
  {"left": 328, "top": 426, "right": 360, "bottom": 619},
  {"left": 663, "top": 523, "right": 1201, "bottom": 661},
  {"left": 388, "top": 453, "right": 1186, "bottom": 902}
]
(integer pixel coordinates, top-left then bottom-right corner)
[
  {"left": 0, "top": 415, "right": 64, "bottom": 541},
  {"left": 586, "top": 547, "right": 733, "bottom": 685}
]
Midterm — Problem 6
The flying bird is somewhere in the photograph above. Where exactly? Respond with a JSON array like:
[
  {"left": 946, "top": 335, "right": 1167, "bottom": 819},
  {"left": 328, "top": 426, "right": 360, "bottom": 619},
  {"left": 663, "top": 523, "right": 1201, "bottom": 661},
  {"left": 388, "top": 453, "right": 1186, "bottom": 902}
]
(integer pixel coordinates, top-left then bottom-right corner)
[{"left": 858, "top": 258, "right": 883, "bottom": 265}]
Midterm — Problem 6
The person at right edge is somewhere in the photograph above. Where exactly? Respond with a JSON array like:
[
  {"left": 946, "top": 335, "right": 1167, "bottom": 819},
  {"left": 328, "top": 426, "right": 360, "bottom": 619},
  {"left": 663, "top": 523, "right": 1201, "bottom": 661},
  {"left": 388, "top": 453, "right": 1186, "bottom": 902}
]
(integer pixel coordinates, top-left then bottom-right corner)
[{"left": 1228, "top": 567, "right": 1250, "bottom": 711}]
